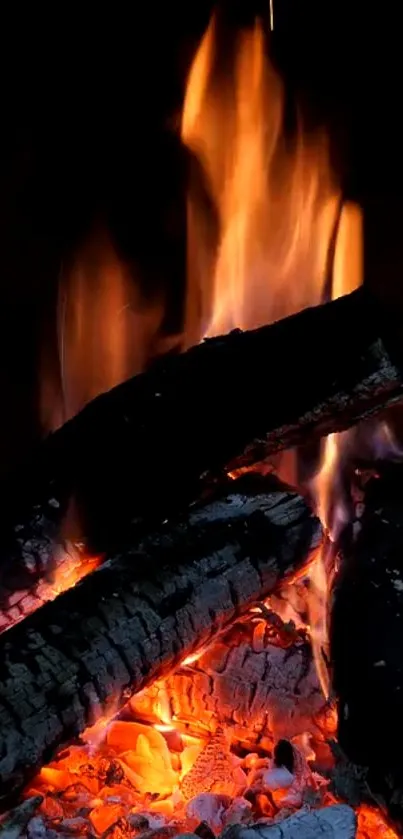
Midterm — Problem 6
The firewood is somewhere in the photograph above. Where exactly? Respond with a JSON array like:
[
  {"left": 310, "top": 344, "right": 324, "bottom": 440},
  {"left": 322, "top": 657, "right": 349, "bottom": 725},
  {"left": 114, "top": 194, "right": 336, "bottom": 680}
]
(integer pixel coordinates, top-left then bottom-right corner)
[
  {"left": 0, "top": 473, "right": 320, "bottom": 809},
  {"left": 130, "top": 615, "right": 325, "bottom": 751},
  {"left": 1, "top": 287, "right": 402, "bottom": 626},
  {"left": 331, "top": 462, "right": 403, "bottom": 833}
]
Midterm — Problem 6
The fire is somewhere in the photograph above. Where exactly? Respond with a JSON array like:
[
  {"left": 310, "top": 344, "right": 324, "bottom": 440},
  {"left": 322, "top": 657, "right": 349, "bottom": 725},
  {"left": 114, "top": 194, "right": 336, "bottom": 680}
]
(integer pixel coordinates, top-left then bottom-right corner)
[
  {"left": 41, "top": 231, "right": 165, "bottom": 429},
  {"left": 307, "top": 199, "right": 363, "bottom": 700},
  {"left": 49, "top": 546, "right": 101, "bottom": 597},
  {"left": 182, "top": 12, "right": 340, "bottom": 342},
  {"left": 182, "top": 8, "right": 364, "bottom": 706},
  {"left": 10, "top": 12, "right": 397, "bottom": 839}
]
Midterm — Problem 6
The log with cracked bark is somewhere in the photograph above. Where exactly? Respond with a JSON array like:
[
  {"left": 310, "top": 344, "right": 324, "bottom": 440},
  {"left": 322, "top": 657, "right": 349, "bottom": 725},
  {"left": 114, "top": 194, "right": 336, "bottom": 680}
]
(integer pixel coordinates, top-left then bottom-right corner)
[
  {"left": 0, "top": 473, "right": 320, "bottom": 809},
  {"left": 130, "top": 611, "right": 326, "bottom": 750},
  {"left": 1, "top": 287, "right": 403, "bottom": 626},
  {"left": 332, "top": 461, "right": 403, "bottom": 834}
]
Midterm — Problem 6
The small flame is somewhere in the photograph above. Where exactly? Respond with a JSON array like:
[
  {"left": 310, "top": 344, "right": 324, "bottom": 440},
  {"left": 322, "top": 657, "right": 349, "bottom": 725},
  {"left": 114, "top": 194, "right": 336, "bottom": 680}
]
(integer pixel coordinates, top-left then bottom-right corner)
[
  {"left": 41, "top": 231, "right": 164, "bottom": 429},
  {"left": 50, "top": 548, "right": 101, "bottom": 598},
  {"left": 82, "top": 708, "right": 118, "bottom": 754},
  {"left": 181, "top": 649, "right": 207, "bottom": 666},
  {"left": 269, "top": 0, "right": 274, "bottom": 31}
]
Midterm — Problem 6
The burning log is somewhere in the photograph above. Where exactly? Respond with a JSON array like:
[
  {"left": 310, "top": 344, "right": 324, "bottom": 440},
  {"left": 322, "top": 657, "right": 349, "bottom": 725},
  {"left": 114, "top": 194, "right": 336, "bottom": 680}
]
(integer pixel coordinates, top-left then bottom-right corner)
[
  {"left": 130, "top": 613, "right": 326, "bottom": 751},
  {"left": 0, "top": 473, "right": 320, "bottom": 808},
  {"left": 331, "top": 462, "right": 403, "bottom": 833},
  {"left": 1, "top": 287, "right": 403, "bottom": 622}
]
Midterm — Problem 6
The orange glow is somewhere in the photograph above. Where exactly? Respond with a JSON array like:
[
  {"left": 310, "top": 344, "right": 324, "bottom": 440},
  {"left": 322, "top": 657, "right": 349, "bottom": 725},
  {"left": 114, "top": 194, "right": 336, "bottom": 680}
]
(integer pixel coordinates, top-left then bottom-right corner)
[
  {"left": 182, "top": 13, "right": 340, "bottom": 343},
  {"left": 181, "top": 648, "right": 209, "bottom": 666},
  {"left": 41, "top": 231, "right": 164, "bottom": 429},
  {"left": 50, "top": 547, "right": 101, "bottom": 597},
  {"left": 357, "top": 805, "right": 399, "bottom": 838}
]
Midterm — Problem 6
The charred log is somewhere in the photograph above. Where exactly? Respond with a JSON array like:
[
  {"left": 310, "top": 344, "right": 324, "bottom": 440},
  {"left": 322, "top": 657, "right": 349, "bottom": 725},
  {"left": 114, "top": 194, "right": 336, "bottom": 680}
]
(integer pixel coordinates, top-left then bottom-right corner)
[
  {"left": 130, "top": 612, "right": 326, "bottom": 751},
  {"left": 0, "top": 473, "right": 320, "bottom": 808},
  {"left": 1, "top": 287, "right": 403, "bottom": 619},
  {"left": 331, "top": 462, "right": 403, "bottom": 832}
]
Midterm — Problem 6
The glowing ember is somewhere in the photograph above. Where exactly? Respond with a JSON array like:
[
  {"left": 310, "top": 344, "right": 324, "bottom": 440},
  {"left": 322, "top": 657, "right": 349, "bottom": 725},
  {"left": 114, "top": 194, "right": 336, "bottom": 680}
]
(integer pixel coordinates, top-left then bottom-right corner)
[
  {"left": 357, "top": 805, "right": 399, "bottom": 838},
  {"left": 49, "top": 546, "right": 101, "bottom": 597}
]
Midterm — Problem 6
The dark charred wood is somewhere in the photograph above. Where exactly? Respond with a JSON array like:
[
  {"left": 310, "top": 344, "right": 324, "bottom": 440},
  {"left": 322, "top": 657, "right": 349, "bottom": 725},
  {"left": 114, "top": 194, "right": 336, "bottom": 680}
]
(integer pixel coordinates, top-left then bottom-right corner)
[
  {"left": 1, "top": 287, "right": 403, "bottom": 625},
  {"left": 331, "top": 462, "right": 403, "bottom": 832},
  {"left": 0, "top": 473, "right": 320, "bottom": 809}
]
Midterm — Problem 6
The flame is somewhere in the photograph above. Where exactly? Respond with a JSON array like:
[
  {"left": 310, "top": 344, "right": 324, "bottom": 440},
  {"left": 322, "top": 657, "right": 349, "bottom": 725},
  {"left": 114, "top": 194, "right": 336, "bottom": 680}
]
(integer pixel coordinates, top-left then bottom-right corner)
[
  {"left": 50, "top": 547, "right": 101, "bottom": 597},
  {"left": 181, "top": 647, "right": 209, "bottom": 666},
  {"left": 41, "top": 231, "right": 165, "bottom": 429},
  {"left": 182, "top": 13, "right": 340, "bottom": 343},
  {"left": 308, "top": 202, "right": 363, "bottom": 700},
  {"left": 182, "top": 12, "right": 364, "bottom": 705},
  {"left": 357, "top": 805, "right": 400, "bottom": 838}
]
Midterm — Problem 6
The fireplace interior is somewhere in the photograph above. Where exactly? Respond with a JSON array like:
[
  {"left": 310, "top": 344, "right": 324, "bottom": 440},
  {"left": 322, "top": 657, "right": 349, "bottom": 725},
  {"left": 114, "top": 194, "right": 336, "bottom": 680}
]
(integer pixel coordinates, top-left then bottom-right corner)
[{"left": 1, "top": 3, "right": 403, "bottom": 839}]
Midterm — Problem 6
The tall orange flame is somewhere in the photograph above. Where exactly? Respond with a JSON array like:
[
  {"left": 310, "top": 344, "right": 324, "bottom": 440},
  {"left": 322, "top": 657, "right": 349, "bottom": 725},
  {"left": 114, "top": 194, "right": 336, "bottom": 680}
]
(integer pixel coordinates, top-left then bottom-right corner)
[{"left": 182, "top": 13, "right": 340, "bottom": 341}]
